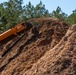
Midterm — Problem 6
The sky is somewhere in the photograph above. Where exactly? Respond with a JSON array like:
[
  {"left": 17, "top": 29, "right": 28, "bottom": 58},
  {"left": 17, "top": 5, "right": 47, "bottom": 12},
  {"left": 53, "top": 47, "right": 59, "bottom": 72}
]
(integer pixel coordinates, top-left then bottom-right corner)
[{"left": 0, "top": 0, "right": 76, "bottom": 15}]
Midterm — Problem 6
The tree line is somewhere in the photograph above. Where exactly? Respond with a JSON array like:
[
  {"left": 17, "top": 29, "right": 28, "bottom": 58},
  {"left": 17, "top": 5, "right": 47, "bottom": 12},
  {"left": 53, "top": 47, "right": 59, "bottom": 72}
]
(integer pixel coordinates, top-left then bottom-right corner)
[{"left": 0, "top": 0, "right": 76, "bottom": 31}]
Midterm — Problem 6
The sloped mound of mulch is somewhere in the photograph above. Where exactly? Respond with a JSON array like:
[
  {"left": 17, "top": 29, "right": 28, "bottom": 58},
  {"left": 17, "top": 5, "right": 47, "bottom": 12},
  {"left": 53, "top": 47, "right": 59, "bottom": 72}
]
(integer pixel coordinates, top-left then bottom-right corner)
[
  {"left": 24, "top": 24, "right": 76, "bottom": 75},
  {"left": 0, "top": 18, "right": 69, "bottom": 75}
]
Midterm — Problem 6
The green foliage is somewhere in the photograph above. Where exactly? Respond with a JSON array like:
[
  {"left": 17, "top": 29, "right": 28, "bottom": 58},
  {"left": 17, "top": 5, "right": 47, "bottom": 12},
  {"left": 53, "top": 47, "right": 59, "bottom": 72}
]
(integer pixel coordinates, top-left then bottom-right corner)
[
  {"left": 0, "top": 1, "right": 76, "bottom": 32},
  {"left": 0, "top": 1, "right": 51, "bottom": 31},
  {"left": 24, "top": 1, "right": 50, "bottom": 19},
  {"left": 51, "top": 6, "right": 76, "bottom": 25},
  {"left": 34, "top": 1, "right": 50, "bottom": 18},
  {"left": 0, "top": 0, "right": 24, "bottom": 31},
  {"left": 52, "top": 6, "right": 68, "bottom": 22},
  {"left": 24, "top": 2, "right": 35, "bottom": 19},
  {"left": 67, "top": 9, "right": 76, "bottom": 25}
]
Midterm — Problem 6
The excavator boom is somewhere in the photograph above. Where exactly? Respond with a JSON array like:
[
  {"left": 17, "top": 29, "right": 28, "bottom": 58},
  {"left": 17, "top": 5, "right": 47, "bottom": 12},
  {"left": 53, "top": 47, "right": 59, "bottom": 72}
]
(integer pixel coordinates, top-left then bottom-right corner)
[
  {"left": 0, "top": 22, "right": 32, "bottom": 45},
  {"left": 0, "top": 22, "right": 33, "bottom": 57}
]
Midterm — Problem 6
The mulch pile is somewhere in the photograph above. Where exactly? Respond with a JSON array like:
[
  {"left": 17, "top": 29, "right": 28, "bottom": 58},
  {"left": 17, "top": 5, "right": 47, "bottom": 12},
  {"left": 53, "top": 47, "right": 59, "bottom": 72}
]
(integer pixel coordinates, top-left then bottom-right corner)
[
  {"left": 24, "top": 24, "right": 76, "bottom": 75},
  {"left": 0, "top": 18, "right": 71, "bottom": 75}
]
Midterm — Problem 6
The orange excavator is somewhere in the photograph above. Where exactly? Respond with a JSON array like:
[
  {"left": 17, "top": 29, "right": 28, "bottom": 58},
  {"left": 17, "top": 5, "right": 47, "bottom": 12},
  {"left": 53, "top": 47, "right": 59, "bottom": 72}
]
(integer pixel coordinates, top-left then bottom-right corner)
[
  {"left": 0, "top": 22, "right": 33, "bottom": 57},
  {"left": 0, "top": 22, "right": 33, "bottom": 45}
]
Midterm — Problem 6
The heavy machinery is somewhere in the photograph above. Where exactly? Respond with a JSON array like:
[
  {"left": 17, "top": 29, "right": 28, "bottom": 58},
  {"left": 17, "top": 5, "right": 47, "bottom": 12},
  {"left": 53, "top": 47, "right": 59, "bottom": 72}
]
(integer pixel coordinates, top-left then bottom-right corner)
[
  {"left": 0, "top": 22, "right": 33, "bottom": 57},
  {"left": 0, "top": 22, "right": 33, "bottom": 45}
]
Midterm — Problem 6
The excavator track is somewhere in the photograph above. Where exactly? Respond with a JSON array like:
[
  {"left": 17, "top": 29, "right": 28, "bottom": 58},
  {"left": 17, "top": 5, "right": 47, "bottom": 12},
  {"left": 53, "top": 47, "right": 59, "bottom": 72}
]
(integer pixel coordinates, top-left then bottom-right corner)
[{"left": 2, "top": 34, "right": 25, "bottom": 57}]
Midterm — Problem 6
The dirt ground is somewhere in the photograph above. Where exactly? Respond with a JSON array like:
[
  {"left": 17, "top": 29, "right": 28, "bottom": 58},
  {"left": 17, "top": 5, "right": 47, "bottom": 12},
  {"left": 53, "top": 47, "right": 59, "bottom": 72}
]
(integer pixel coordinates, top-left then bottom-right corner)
[{"left": 0, "top": 17, "right": 75, "bottom": 75}]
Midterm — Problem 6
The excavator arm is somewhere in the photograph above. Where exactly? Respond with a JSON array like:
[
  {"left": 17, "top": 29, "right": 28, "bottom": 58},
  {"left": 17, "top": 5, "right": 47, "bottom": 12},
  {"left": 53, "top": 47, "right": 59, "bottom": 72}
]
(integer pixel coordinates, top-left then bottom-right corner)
[{"left": 0, "top": 22, "right": 33, "bottom": 45}]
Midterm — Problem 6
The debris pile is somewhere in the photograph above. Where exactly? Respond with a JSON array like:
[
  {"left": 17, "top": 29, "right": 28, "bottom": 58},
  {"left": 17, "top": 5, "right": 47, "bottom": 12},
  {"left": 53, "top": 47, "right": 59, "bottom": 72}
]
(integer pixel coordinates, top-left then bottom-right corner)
[
  {"left": 0, "top": 18, "right": 71, "bottom": 75},
  {"left": 24, "top": 24, "right": 76, "bottom": 75}
]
